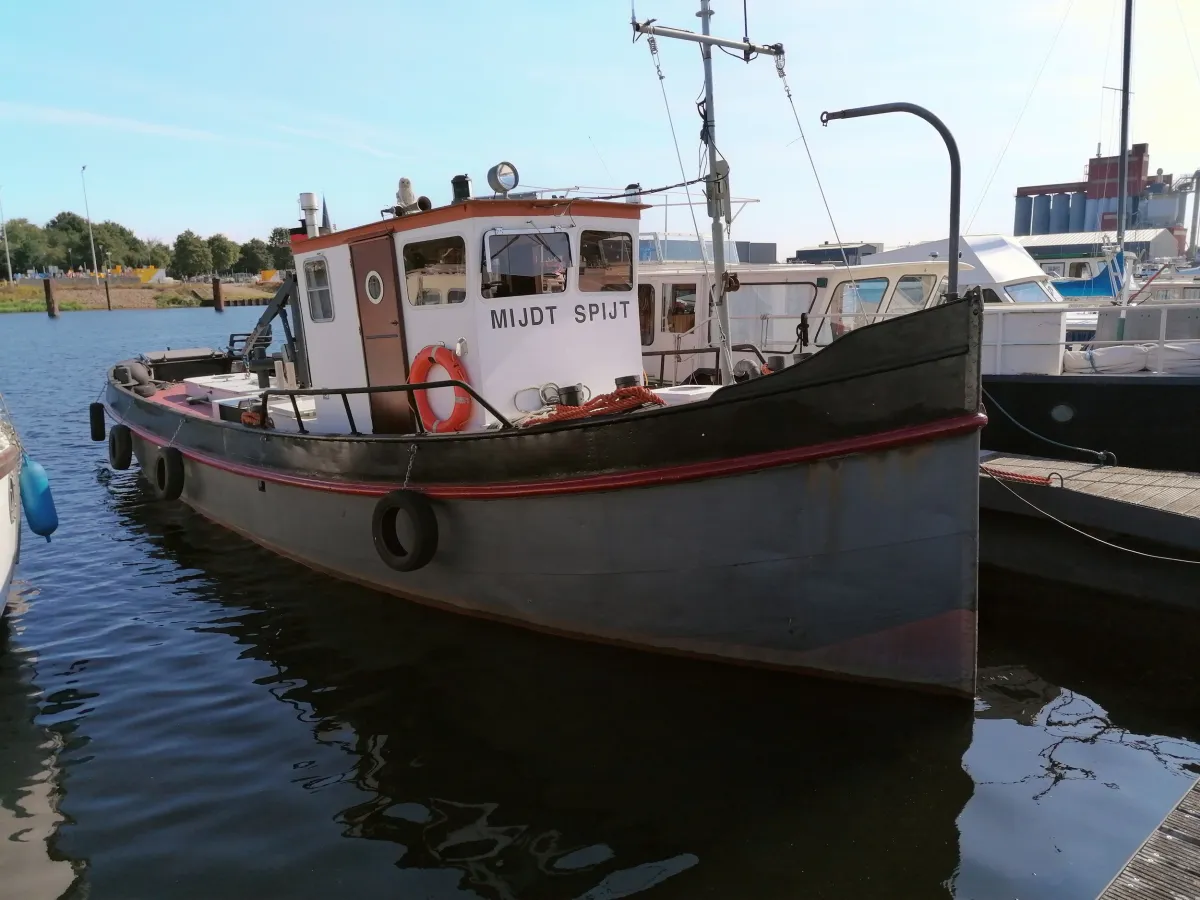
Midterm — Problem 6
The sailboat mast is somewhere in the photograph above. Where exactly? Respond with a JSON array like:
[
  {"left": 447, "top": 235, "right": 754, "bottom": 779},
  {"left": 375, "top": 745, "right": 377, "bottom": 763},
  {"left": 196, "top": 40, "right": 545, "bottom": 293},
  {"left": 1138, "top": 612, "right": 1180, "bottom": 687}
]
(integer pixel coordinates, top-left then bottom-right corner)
[
  {"left": 632, "top": 5, "right": 783, "bottom": 385},
  {"left": 1116, "top": 0, "right": 1133, "bottom": 302}
]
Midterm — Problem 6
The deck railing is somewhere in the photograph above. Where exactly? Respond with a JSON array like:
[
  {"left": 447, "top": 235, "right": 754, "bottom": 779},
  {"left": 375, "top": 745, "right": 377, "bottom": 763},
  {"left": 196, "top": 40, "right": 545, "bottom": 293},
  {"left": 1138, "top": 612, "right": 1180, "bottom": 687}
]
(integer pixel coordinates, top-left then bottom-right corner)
[
  {"left": 255, "top": 380, "right": 515, "bottom": 436},
  {"left": 651, "top": 300, "right": 1200, "bottom": 379}
]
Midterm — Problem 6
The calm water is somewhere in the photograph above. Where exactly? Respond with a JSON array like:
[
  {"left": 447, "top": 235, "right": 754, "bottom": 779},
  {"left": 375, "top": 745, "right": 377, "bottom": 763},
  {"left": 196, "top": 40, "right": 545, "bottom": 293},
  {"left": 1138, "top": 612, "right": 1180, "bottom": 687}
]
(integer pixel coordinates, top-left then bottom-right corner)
[{"left": 3, "top": 308, "right": 1200, "bottom": 899}]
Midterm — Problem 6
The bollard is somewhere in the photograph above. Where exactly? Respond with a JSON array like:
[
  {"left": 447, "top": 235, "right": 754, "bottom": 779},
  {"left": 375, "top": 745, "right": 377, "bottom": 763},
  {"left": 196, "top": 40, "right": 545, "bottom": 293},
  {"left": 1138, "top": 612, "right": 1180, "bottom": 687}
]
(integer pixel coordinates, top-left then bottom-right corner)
[
  {"left": 212, "top": 277, "right": 224, "bottom": 312},
  {"left": 43, "top": 278, "right": 58, "bottom": 318}
]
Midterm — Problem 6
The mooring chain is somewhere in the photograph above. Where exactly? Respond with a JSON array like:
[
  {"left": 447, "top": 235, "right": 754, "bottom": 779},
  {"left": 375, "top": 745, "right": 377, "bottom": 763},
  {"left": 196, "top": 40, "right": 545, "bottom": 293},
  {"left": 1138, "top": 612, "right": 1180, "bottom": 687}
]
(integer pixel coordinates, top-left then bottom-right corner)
[{"left": 402, "top": 443, "right": 418, "bottom": 491}]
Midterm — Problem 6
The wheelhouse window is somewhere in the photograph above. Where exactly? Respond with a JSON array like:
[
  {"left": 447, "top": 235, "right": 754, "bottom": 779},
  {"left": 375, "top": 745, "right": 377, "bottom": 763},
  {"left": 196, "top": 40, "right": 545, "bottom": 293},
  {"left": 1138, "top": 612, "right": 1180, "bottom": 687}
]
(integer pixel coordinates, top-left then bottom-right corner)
[
  {"left": 403, "top": 236, "right": 466, "bottom": 306},
  {"left": 816, "top": 277, "right": 888, "bottom": 345},
  {"left": 887, "top": 274, "right": 936, "bottom": 316},
  {"left": 1069, "top": 262, "right": 1090, "bottom": 278},
  {"left": 664, "top": 283, "right": 696, "bottom": 333},
  {"left": 637, "top": 284, "right": 654, "bottom": 345},
  {"left": 482, "top": 231, "right": 570, "bottom": 299},
  {"left": 303, "top": 257, "right": 333, "bottom": 322},
  {"left": 579, "top": 230, "right": 633, "bottom": 292}
]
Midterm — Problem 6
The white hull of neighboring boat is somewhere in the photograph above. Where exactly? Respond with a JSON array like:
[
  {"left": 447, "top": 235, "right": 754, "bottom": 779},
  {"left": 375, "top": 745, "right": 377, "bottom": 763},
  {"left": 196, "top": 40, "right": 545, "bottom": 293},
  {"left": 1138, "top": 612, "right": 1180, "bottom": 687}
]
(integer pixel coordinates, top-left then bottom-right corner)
[{"left": 0, "top": 440, "right": 20, "bottom": 616}]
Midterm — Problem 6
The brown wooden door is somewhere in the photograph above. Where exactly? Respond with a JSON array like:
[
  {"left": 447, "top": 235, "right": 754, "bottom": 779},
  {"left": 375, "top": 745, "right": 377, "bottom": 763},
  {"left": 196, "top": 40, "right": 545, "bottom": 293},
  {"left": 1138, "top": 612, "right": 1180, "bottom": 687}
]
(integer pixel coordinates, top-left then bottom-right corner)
[{"left": 349, "top": 236, "right": 414, "bottom": 434}]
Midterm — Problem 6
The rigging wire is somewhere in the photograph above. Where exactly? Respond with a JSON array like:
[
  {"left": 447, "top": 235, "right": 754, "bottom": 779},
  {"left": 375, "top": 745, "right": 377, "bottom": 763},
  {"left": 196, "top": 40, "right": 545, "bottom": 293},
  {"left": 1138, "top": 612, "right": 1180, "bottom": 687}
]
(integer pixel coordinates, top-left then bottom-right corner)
[
  {"left": 645, "top": 34, "right": 734, "bottom": 376},
  {"left": 966, "top": 0, "right": 1077, "bottom": 233},
  {"left": 1098, "top": 0, "right": 1121, "bottom": 157},
  {"left": 774, "top": 56, "right": 859, "bottom": 294},
  {"left": 1175, "top": 0, "right": 1200, "bottom": 93}
]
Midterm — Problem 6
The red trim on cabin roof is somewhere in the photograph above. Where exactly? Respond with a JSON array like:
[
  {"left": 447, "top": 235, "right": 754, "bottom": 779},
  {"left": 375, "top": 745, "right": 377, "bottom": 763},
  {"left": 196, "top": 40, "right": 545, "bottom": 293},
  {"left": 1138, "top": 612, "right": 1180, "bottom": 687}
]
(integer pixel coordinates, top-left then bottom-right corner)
[
  {"left": 116, "top": 412, "right": 986, "bottom": 501},
  {"left": 295, "top": 198, "right": 646, "bottom": 253}
]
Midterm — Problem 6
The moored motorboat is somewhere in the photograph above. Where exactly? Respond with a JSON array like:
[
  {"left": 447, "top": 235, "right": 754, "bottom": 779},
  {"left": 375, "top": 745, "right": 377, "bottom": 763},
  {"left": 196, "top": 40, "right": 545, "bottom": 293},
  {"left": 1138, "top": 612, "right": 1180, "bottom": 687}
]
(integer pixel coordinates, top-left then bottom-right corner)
[{"left": 0, "top": 396, "right": 19, "bottom": 615}]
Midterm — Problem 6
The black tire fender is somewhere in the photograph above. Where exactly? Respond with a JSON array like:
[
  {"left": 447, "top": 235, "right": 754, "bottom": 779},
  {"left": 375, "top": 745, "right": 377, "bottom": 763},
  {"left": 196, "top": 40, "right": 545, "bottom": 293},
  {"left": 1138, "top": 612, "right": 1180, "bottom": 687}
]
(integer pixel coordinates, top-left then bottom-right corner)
[
  {"left": 372, "top": 490, "right": 438, "bottom": 572},
  {"left": 89, "top": 402, "right": 106, "bottom": 441},
  {"left": 108, "top": 424, "right": 133, "bottom": 470},
  {"left": 150, "top": 447, "right": 184, "bottom": 501}
]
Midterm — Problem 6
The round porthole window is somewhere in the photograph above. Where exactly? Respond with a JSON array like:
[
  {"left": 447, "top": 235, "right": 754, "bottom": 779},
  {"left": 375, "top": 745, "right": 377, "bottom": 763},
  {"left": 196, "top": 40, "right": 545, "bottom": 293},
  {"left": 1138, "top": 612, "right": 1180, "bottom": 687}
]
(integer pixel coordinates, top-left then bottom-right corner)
[
  {"left": 1050, "top": 403, "right": 1075, "bottom": 423},
  {"left": 365, "top": 271, "right": 384, "bottom": 304}
]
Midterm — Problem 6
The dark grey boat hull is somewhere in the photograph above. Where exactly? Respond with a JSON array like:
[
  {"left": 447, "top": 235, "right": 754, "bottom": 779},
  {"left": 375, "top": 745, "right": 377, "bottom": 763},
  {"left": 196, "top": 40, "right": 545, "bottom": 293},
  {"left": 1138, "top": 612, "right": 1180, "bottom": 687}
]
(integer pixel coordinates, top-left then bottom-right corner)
[{"left": 128, "top": 426, "right": 980, "bottom": 694}]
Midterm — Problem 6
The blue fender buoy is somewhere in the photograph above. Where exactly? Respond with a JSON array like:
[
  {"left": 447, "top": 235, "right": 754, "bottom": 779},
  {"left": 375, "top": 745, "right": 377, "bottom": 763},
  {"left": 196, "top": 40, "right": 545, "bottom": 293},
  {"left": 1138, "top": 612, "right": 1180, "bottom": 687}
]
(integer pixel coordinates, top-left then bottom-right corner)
[{"left": 19, "top": 453, "right": 58, "bottom": 541}]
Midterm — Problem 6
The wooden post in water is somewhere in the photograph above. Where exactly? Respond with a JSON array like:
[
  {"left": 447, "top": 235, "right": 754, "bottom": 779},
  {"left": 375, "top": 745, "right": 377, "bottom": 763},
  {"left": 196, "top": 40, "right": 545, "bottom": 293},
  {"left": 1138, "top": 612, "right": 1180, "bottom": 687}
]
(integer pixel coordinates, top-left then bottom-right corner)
[
  {"left": 212, "top": 276, "right": 224, "bottom": 312},
  {"left": 43, "top": 278, "right": 58, "bottom": 318},
  {"left": 103, "top": 275, "right": 112, "bottom": 310}
]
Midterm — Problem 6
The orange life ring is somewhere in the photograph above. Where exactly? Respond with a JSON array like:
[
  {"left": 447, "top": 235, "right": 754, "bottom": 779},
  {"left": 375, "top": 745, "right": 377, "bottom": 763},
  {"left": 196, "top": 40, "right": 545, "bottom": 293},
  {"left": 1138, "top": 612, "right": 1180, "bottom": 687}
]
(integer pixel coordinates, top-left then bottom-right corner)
[{"left": 410, "top": 345, "right": 473, "bottom": 433}]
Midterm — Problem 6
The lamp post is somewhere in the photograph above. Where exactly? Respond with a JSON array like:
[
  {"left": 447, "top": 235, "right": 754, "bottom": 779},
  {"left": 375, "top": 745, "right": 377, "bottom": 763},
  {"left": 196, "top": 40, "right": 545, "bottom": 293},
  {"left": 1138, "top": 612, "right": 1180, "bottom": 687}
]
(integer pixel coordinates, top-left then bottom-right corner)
[
  {"left": 0, "top": 188, "right": 12, "bottom": 283},
  {"left": 81, "top": 165, "right": 99, "bottom": 285}
]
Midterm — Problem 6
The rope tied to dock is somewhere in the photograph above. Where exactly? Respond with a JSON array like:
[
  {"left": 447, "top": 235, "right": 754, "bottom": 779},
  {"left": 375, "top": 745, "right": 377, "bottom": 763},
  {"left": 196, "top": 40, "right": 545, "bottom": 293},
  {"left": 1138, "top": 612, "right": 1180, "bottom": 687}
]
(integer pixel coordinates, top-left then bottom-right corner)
[
  {"left": 979, "top": 464, "right": 1057, "bottom": 487},
  {"left": 981, "top": 467, "right": 1200, "bottom": 566},
  {"left": 982, "top": 389, "right": 1117, "bottom": 466}
]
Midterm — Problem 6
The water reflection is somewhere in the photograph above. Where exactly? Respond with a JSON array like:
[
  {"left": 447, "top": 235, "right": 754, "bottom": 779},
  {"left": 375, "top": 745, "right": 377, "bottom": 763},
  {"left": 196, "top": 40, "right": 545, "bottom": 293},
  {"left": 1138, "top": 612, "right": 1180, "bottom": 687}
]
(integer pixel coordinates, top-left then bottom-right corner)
[
  {"left": 955, "top": 579, "right": 1200, "bottom": 900},
  {"left": 0, "top": 608, "right": 84, "bottom": 899},
  {"left": 109, "top": 476, "right": 974, "bottom": 898}
]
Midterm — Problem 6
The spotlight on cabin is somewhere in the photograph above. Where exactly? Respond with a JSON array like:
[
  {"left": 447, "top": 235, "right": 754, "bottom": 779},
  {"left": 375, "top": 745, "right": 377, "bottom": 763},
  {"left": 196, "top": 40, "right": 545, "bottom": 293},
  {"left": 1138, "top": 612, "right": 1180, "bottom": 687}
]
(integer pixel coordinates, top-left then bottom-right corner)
[
  {"left": 624, "top": 183, "right": 642, "bottom": 204},
  {"left": 487, "top": 161, "right": 519, "bottom": 196}
]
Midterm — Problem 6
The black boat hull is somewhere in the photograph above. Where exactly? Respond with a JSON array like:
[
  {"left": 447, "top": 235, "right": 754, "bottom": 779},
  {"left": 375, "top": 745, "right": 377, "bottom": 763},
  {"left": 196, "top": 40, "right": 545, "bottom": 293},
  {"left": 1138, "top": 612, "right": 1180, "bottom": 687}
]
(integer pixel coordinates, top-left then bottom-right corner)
[{"left": 982, "top": 373, "right": 1200, "bottom": 471}]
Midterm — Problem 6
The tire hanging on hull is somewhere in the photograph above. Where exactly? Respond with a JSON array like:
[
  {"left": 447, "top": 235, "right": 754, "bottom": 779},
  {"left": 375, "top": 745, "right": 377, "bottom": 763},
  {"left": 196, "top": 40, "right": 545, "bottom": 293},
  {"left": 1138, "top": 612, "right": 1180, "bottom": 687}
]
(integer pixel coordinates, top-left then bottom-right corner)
[
  {"left": 108, "top": 424, "right": 133, "bottom": 470},
  {"left": 89, "top": 403, "right": 106, "bottom": 442},
  {"left": 149, "top": 447, "right": 185, "bottom": 501},
  {"left": 372, "top": 490, "right": 438, "bottom": 572}
]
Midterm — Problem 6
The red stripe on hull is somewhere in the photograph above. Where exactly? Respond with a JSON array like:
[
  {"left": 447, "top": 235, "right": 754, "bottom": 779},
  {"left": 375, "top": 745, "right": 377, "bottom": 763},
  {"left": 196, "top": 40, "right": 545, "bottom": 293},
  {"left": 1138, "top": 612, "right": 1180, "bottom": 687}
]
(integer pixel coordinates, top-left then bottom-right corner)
[{"left": 117, "top": 411, "right": 986, "bottom": 500}]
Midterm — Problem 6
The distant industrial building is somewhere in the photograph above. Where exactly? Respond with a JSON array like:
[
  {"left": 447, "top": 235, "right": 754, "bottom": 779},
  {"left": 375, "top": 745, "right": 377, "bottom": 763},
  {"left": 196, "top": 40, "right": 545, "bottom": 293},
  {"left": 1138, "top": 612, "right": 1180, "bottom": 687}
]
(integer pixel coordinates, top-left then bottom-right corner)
[
  {"left": 1013, "top": 143, "right": 1199, "bottom": 259},
  {"left": 786, "top": 242, "right": 882, "bottom": 265}
]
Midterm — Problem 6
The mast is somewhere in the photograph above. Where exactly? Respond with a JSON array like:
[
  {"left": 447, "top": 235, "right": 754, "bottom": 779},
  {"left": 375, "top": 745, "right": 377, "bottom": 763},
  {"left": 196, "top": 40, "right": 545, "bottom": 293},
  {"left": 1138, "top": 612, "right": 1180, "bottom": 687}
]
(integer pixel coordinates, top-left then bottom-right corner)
[
  {"left": 696, "top": 1, "right": 730, "bottom": 383},
  {"left": 1116, "top": 0, "right": 1133, "bottom": 305},
  {"left": 633, "top": 4, "right": 783, "bottom": 385}
]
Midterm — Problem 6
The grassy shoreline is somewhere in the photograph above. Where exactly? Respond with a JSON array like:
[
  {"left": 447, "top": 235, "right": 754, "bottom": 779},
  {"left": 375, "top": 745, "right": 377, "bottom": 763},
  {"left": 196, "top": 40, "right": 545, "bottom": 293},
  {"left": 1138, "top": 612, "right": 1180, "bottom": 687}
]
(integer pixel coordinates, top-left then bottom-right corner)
[{"left": 0, "top": 281, "right": 270, "bottom": 313}]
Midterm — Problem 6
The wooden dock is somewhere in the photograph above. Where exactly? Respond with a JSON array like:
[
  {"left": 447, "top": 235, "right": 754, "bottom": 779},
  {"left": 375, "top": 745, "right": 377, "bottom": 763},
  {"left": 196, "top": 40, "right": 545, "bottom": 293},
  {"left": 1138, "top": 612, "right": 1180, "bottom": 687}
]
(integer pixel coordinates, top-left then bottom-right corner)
[
  {"left": 1097, "top": 776, "right": 1200, "bottom": 900},
  {"left": 978, "top": 452, "right": 1200, "bottom": 606}
]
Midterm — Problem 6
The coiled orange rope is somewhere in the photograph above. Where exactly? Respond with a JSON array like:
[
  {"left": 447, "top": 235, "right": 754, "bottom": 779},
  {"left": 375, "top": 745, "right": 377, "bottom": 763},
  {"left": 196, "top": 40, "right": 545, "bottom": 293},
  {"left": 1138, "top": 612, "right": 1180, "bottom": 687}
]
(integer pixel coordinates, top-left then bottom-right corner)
[{"left": 519, "top": 386, "right": 665, "bottom": 427}]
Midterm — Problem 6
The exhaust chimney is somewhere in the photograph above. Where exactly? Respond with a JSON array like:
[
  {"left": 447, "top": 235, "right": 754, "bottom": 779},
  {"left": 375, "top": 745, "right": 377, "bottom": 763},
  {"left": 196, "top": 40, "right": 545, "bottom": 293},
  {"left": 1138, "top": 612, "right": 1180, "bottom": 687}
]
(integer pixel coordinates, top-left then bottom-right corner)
[
  {"left": 299, "top": 193, "right": 320, "bottom": 238},
  {"left": 451, "top": 174, "right": 472, "bottom": 203}
]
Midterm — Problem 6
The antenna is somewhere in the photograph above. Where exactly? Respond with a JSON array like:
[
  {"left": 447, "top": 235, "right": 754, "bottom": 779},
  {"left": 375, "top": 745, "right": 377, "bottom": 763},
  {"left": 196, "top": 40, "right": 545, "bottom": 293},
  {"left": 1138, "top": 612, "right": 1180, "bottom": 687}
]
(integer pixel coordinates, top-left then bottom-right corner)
[{"left": 633, "top": 3, "right": 783, "bottom": 385}]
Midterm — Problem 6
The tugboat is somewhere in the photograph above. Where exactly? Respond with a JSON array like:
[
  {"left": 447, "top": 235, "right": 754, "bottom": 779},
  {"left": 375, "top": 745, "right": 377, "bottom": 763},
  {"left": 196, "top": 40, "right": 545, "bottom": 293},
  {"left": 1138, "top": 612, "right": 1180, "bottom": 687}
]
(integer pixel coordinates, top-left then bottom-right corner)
[
  {"left": 96, "top": 177, "right": 984, "bottom": 695},
  {"left": 94, "top": 11, "right": 985, "bottom": 695}
]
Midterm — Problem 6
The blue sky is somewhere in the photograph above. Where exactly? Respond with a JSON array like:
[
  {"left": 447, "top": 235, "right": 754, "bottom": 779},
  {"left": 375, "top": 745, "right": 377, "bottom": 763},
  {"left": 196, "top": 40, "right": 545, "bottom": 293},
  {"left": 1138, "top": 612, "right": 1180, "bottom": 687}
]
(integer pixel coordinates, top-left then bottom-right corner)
[{"left": 2, "top": 0, "right": 1198, "bottom": 253}]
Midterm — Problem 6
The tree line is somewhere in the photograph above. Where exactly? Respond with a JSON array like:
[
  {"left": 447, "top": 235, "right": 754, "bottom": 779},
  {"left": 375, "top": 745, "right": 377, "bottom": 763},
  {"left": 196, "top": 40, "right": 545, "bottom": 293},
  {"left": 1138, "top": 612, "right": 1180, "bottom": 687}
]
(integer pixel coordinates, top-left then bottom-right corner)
[{"left": 2, "top": 212, "right": 295, "bottom": 279}]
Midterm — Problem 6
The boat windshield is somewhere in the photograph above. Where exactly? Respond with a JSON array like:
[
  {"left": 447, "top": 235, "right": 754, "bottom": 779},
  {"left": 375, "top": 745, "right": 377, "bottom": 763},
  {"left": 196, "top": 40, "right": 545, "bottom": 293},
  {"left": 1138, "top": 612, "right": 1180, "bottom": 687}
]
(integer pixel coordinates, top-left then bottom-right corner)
[{"left": 1006, "top": 280, "right": 1055, "bottom": 303}]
